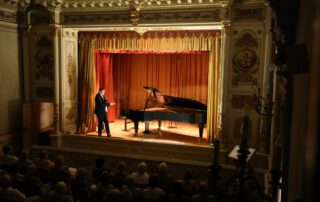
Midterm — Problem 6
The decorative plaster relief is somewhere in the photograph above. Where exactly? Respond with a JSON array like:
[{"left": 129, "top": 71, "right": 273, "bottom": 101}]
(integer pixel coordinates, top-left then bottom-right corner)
[
  {"left": 34, "top": 35, "right": 54, "bottom": 81},
  {"left": 30, "top": 12, "right": 52, "bottom": 25},
  {"left": 62, "top": 12, "right": 130, "bottom": 25},
  {"left": 66, "top": 106, "right": 76, "bottom": 122},
  {"left": 61, "top": 8, "right": 221, "bottom": 25},
  {"left": 65, "top": 51, "right": 76, "bottom": 100},
  {"left": 231, "top": 95, "right": 255, "bottom": 110},
  {"left": 232, "top": 31, "right": 260, "bottom": 86},
  {"left": 35, "top": 86, "right": 53, "bottom": 99},
  {"left": 232, "top": 7, "right": 265, "bottom": 21},
  {"left": 0, "top": 9, "right": 16, "bottom": 23},
  {"left": 64, "top": 105, "right": 76, "bottom": 133},
  {"left": 140, "top": 10, "right": 221, "bottom": 23}
]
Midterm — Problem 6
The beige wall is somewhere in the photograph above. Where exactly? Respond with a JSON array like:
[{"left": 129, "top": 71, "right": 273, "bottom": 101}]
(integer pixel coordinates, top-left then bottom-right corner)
[{"left": 0, "top": 22, "right": 22, "bottom": 150}]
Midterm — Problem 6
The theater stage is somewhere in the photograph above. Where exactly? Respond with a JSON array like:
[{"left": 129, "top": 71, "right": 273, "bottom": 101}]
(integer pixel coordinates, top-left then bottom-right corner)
[
  {"left": 50, "top": 119, "right": 215, "bottom": 166},
  {"left": 87, "top": 119, "right": 208, "bottom": 145}
]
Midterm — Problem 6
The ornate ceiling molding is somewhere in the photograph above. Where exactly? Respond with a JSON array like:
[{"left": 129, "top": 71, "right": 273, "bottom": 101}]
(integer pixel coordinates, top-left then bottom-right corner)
[
  {"left": 61, "top": 0, "right": 221, "bottom": 11},
  {"left": 0, "top": 0, "right": 268, "bottom": 25},
  {"left": 0, "top": 0, "right": 268, "bottom": 11}
]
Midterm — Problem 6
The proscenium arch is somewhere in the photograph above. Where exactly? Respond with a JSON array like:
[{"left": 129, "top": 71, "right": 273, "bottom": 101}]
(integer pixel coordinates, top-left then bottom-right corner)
[{"left": 73, "top": 26, "right": 222, "bottom": 143}]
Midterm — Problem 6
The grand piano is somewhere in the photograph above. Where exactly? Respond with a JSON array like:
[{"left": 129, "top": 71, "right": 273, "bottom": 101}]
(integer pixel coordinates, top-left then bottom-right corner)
[{"left": 127, "top": 87, "right": 207, "bottom": 142}]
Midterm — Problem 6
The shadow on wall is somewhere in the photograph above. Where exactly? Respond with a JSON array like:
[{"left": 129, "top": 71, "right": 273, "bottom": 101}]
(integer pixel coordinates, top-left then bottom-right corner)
[
  {"left": 7, "top": 99, "right": 23, "bottom": 131},
  {"left": 23, "top": 102, "right": 53, "bottom": 148}
]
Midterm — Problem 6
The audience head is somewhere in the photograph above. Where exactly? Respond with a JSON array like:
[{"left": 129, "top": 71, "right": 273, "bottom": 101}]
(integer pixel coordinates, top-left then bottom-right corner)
[
  {"left": 39, "top": 150, "right": 49, "bottom": 160},
  {"left": 174, "top": 180, "right": 185, "bottom": 196},
  {"left": 209, "top": 164, "right": 222, "bottom": 176},
  {"left": 198, "top": 180, "right": 209, "bottom": 194},
  {"left": 95, "top": 157, "right": 106, "bottom": 168},
  {"left": 148, "top": 174, "right": 159, "bottom": 188},
  {"left": 126, "top": 175, "right": 135, "bottom": 187},
  {"left": 55, "top": 155, "right": 64, "bottom": 167},
  {"left": 26, "top": 163, "right": 37, "bottom": 175},
  {"left": 100, "top": 170, "right": 111, "bottom": 185},
  {"left": 20, "top": 150, "right": 29, "bottom": 160},
  {"left": 107, "top": 189, "right": 121, "bottom": 202},
  {"left": 184, "top": 169, "right": 194, "bottom": 181},
  {"left": 78, "top": 187, "right": 91, "bottom": 202},
  {"left": 0, "top": 169, "right": 6, "bottom": 177},
  {"left": 121, "top": 188, "right": 132, "bottom": 202},
  {"left": 116, "top": 161, "right": 126, "bottom": 172},
  {"left": 55, "top": 181, "right": 67, "bottom": 194},
  {"left": 76, "top": 167, "right": 88, "bottom": 180},
  {"left": 2, "top": 144, "right": 13, "bottom": 155},
  {"left": 158, "top": 162, "right": 168, "bottom": 174},
  {"left": 137, "top": 161, "right": 147, "bottom": 174},
  {"left": 0, "top": 174, "right": 12, "bottom": 189}
]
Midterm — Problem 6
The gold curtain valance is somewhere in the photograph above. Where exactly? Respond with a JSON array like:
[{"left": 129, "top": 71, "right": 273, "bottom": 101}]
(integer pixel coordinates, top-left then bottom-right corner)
[{"left": 78, "top": 30, "right": 221, "bottom": 51}]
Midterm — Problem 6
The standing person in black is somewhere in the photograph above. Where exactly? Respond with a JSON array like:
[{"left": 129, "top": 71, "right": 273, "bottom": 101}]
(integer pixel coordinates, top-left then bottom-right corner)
[{"left": 95, "top": 87, "right": 114, "bottom": 137}]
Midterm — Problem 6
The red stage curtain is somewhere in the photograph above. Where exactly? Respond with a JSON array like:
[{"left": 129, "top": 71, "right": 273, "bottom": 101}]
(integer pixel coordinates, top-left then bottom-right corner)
[
  {"left": 95, "top": 52, "right": 116, "bottom": 121},
  {"left": 112, "top": 53, "right": 209, "bottom": 117}
]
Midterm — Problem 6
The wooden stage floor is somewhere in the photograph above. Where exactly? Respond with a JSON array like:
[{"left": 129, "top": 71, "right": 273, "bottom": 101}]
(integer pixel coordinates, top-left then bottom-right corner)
[{"left": 85, "top": 119, "right": 209, "bottom": 146}]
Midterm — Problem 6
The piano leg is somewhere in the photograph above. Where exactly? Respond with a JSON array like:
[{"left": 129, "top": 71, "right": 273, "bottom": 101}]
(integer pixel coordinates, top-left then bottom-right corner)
[
  {"left": 199, "top": 123, "right": 204, "bottom": 142},
  {"left": 158, "top": 120, "right": 162, "bottom": 136},
  {"left": 134, "top": 121, "right": 139, "bottom": 137},
  {"left": 144, "top": 121, "right": 151, "bottom": 134}
]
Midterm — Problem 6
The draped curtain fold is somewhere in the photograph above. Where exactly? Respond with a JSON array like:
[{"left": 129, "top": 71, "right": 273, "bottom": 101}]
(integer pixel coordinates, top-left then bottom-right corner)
[
  {"left": 111, "top": 52, "right": 209, "bottom": 118},
  {"left": 78, "top": 31, "right": 221, "bottom": 142},
  {"left": 95, "top": 52, "right": 116, "bottom": 121}
]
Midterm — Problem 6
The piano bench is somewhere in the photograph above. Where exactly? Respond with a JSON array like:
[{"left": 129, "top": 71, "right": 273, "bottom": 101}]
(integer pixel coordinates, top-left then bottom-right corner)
[{"left": 121, "top": 116, "right": 132, "bottom": 131}]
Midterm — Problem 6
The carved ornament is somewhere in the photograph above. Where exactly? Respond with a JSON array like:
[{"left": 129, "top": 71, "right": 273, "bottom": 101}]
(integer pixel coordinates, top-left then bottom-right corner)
[
  {"left": 66, "top": 106, "right": 76, "bottom": 121},
  {"left": 35, "top": 86, "right": 54, "bottom": 99},
  {"left": 231, "top": 95, "right": 255, "bottom": 110},
  {"left": 232, "top": 7, "right": 265, "bottom": 21},
  {"left": 0, "top": 9, "right": 16, "bottom": 23},
  {"left": 66, "top": 53, "right": 75, "bottom": 86},
  {"left": 235, "top": 32, "right": 259, "bottom": 48},
  {"left": 232, "top": 31, "right": 260, "bottom": 86},
  {"left": 34, "top": 35, "right": 54, "bottom": 80}
]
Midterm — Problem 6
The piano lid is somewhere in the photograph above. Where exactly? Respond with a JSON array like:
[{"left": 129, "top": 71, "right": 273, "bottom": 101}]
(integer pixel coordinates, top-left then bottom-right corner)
[
  {"left": 162, "top": 95, "right": 207, "bottom": 111},
  {"left": 143, "top": 86, "right": 159, "bottom": 98},
  {"left": 143, "top": 86, "right": 207, "bottom": 111}
]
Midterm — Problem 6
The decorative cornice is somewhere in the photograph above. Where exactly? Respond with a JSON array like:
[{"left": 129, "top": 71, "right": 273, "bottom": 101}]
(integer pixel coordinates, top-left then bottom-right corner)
[{"left": 0, "top": 8, "right": 16, "bottom": 23}]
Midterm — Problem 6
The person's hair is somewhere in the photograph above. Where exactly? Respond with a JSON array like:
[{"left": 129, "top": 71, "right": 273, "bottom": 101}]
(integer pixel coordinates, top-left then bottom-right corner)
[
  {"left": 2, "top": 145, "right": 13, "bottom": 155},
  {"left": 148, "top": 174, "right": 159, "bottom": 188},
  {"left": 20, "top": 150, "right": 29, "bottom": 160},
  {"left": 55, "top": 155, "right": 64, "bottom": 167},
  {"left": 99, "top": 87, "right": 105, "bottom": 92},
  {"left": 78, "top": 187, "right": 91, "bottom": 202},
  {"left": 121, "top": 188, "right": 132, "bottom": 202},
  {"left": 137, "top": 161, "right": 147, "bottom": 174},
  {"left": 117, "top": 161, "right": 126, "bottom": 172},
  {"left": 184, "top": 169, "right": 193, "bottom": 181},
  {"left": 0, "top": 174, "right": 12, "bottom": 189},
  {"left": 76, "top": 167, "right": 88, "bottom": 180},
  {"left": 126, "top": 175, "right": 135, "bottom": 187},
  {"left": 55, "top": 181, "right": 67, "bottom": 194},
  {"left": 26, "top": 164, "right": 37, "bottom": 175},
  {"left": 198, "top": 181, "right": 208, "bottom": 194},
  {"left": 39, "top": 150, "right": 48, "bottom": 159},
  {"left": 100, "top": 170, "right": 111, "bottom": 185},
  {"left": 174, "top": 180, "right": 185, "bottom": 196},
  {"left": 158, "top": 162, "right": 168, "bottom": 174},
  {"left": 95, "top": 157, "right": 105, "bottom": 168}
]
